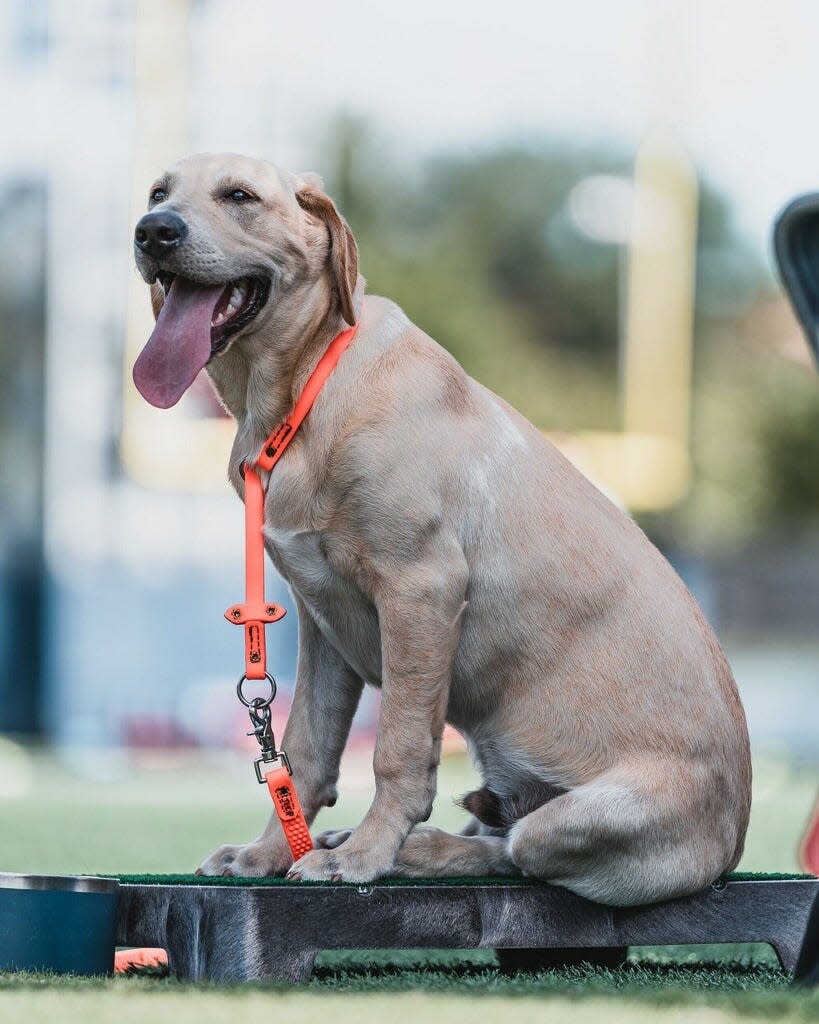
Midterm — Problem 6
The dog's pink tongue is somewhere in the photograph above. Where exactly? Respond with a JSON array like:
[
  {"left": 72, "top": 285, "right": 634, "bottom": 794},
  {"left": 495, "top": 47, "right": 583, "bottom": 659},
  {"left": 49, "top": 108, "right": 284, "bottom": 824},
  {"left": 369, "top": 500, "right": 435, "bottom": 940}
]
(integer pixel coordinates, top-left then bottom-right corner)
[{"left": 133, "top": 277, "right": 226, "bottom": 408}]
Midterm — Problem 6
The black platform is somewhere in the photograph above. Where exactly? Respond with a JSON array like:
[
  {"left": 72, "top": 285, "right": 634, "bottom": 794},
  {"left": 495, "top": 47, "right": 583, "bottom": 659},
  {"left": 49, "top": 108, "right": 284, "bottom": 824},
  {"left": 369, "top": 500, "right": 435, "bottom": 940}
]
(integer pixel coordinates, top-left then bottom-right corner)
[{"left": 114, "top": 872, "right": 818, "bottom": 983}]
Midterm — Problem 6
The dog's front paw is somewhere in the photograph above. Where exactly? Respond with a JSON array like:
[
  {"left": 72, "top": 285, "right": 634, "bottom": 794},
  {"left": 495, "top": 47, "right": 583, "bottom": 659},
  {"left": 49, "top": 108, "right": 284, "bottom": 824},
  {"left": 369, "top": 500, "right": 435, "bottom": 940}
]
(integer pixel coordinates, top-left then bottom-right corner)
[
  {"left": 285, "top": 843, "right": 392, "bottom": 883},
  {"left": 196, "top": 839, "right": 292, "bottom": 878}
]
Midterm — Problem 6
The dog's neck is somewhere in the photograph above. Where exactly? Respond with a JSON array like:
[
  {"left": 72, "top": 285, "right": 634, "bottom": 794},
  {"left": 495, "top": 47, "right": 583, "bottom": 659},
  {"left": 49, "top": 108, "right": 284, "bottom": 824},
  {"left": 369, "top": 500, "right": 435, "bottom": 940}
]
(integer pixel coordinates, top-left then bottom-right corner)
[{"left": 206, "top": 277, "right": 365, "bottom": 466}]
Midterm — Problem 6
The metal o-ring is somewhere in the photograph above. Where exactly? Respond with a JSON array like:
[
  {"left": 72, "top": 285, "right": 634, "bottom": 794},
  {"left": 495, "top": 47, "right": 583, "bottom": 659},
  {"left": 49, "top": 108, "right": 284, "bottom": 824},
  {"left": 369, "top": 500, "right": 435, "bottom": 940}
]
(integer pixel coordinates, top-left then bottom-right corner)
[{"left": 236, "top": 672, "right": 277, "bottom": 707}]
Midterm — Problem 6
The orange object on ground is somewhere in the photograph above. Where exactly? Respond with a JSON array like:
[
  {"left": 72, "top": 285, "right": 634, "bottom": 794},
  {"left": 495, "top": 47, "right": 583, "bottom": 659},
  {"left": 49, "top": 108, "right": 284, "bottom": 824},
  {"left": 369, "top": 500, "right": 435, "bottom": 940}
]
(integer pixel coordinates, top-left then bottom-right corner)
[
  {"left": 225, "top": 322, "right": 358, "bottom": 860},
  {"left": 800, "top": 795, "right": 819, "bottom": 876},
  {"left": 115, "top": 947, "right": 168, "bottom": 972}
]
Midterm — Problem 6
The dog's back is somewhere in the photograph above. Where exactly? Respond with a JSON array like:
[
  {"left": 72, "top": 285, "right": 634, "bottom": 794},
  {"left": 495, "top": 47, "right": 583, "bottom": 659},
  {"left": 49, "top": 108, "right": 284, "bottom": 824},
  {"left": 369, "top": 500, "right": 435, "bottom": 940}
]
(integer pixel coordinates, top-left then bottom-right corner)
[{"left": 353, "top": 299, "right": 752, "bottom": 902}]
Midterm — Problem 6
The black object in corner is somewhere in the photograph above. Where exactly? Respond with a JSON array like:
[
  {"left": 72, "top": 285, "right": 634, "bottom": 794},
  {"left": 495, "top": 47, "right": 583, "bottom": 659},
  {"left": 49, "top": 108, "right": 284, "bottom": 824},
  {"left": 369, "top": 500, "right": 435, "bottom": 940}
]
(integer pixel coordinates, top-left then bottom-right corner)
[{"left": 773, "top": 192, "right": 819, "bottom": 367}]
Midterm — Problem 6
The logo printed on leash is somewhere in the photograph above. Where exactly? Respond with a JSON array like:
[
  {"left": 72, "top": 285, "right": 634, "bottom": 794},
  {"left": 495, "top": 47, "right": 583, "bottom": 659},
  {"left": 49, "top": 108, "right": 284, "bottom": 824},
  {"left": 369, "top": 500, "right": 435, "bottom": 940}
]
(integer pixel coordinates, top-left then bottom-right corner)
[
  {"left": 275, "top": 786, "right": 297, "bottom": 819},
  {"left": 248, "top": 623, "right": 262, "bottom": 663}
]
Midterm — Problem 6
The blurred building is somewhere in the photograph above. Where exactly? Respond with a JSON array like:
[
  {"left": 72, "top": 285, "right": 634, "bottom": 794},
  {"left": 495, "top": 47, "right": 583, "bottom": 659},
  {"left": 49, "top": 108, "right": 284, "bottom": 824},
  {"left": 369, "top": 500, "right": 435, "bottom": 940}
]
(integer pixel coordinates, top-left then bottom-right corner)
[
  {"left": 0, "top": 2, "right": 50, "bottom": 733},
  {"left": 0, "top": 1, "right": 815, "bottom": 758},
  {"left": 0, "top": 0, "right": 310, "bottom": 748}
]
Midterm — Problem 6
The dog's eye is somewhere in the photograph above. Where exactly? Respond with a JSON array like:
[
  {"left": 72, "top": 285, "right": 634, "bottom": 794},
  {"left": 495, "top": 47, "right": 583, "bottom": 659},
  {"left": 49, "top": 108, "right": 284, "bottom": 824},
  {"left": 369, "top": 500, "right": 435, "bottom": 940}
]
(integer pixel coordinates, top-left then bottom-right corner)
[
  {"left": 226, "top": 189, "right": 255, "bottom": 203},
  {"left": 149, "top": 187, "right": 167, "bottom": 203}
]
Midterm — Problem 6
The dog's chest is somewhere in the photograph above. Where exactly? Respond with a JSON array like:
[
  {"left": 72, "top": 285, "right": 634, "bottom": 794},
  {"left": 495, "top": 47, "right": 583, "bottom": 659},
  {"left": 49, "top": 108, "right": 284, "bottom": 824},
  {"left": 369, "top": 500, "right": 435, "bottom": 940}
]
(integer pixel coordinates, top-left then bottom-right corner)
[{"left": 264, "top": 525, "right": 382, "bottom": 684}]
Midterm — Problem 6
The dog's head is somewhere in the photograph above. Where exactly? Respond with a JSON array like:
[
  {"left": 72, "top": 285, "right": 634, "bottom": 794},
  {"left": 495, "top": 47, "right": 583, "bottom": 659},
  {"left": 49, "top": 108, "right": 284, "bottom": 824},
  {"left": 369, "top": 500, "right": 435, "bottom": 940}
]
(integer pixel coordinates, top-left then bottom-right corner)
[{"left": 132, "top": 152, "right": 358, "bottom": 408}]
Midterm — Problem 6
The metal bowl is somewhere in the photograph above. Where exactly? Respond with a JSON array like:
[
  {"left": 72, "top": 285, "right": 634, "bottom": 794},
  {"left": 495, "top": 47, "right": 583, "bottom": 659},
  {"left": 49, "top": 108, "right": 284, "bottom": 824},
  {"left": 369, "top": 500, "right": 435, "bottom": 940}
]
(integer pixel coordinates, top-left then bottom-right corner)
[{"left": 0, "top": 873, "right": 120, "bottom": 975}]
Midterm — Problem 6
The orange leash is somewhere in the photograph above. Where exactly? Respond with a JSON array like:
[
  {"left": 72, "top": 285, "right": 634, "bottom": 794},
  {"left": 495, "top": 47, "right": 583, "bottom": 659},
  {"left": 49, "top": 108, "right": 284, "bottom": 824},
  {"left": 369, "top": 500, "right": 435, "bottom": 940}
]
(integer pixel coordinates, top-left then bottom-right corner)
[{"left": 225, "top": 323, "right": 358, "bottom": 861}]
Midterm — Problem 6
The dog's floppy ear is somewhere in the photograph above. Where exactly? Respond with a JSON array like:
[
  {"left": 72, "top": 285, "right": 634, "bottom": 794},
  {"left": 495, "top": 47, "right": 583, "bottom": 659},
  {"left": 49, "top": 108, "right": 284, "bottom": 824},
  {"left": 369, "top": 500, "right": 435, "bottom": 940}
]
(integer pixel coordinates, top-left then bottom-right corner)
[
  {"left": 149, "top": 281, "right": 165, "bottom": 321},
  {"left": 295, "top": 181, "right": 359, "bottom": 326}
]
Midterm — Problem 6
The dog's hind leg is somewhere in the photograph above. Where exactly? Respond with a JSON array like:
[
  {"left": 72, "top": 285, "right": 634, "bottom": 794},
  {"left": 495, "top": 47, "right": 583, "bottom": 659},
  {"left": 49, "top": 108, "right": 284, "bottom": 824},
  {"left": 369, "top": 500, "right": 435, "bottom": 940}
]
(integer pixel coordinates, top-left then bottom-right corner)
[
  {"left": 389, "top": 826, "right": 519, "bottom": 877},
  {"left": 507, "top": 760, "right": 740, "bottom": 906}
]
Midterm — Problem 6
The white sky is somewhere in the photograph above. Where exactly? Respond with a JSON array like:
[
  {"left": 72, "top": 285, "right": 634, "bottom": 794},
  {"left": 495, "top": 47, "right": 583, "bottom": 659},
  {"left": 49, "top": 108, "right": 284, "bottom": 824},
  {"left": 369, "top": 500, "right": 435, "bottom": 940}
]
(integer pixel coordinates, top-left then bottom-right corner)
[{"left": 195, "top": 0, "right": 819, "bottom": 262}]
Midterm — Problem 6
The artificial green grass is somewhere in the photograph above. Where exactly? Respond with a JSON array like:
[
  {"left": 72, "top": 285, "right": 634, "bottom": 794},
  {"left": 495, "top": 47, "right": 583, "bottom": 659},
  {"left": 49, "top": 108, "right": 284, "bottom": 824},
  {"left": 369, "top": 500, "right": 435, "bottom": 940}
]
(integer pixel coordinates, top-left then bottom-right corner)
[
  {"left": 312, "top": 952, "right": 792, "bottom": 1000},
  {"left": 728, "top": 871, "right": 814, "bottom": 882},
  {"left": 2, "top": 750, "right": 816, "bottom": 1021},
  {"left": 3, "top": 953, "right": 816, "bottom": 1024},
  {"left": 114, "top": 870, "right": 814, "bottom": 886},
  {"left": 115, "top": 872, "right": 532, "bottom": 886}
]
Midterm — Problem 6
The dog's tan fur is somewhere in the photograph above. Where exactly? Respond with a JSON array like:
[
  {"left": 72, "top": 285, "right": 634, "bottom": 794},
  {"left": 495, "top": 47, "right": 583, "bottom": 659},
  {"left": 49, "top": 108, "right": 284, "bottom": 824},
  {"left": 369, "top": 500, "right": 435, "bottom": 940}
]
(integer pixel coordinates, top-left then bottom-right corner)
[{"left": 135, "top": 153, "right": 751, "bottom": 905}]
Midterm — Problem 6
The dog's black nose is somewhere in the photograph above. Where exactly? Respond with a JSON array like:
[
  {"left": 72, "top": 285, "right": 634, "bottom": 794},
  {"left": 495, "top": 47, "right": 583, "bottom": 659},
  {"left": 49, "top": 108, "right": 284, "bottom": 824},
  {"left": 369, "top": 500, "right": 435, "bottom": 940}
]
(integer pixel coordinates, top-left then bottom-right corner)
[{"left": 134, "top": 211, "right": 187, "bottom": 258}]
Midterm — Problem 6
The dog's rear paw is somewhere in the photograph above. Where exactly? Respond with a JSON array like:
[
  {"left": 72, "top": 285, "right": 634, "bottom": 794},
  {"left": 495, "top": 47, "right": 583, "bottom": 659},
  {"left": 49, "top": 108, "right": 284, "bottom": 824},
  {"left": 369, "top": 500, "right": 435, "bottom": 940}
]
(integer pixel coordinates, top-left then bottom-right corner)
[
  {"left": 315, "top": 828, "right": 353, "bottom": 850},
  {"left": 196, "top": 840, "right": 292, "bottom": 878}
]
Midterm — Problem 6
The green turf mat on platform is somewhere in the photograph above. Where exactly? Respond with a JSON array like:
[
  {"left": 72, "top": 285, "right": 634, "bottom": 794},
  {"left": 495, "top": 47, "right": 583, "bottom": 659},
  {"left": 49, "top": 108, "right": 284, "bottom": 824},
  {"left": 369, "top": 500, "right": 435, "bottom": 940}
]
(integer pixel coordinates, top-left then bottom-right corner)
[{"left": 115, "top": 870, "right": 814, "bottom": 886}]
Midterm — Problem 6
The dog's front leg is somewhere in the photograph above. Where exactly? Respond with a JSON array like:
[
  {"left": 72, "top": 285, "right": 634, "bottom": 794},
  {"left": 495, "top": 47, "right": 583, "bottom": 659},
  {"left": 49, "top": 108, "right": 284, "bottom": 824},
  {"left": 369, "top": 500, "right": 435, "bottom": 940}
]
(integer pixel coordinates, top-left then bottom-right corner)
[
  {"left": 197, "top": 597, "right": 363, "bottom": 876},
  {"left": 288, "top": 547, "right": 468, "bottom": 882}
]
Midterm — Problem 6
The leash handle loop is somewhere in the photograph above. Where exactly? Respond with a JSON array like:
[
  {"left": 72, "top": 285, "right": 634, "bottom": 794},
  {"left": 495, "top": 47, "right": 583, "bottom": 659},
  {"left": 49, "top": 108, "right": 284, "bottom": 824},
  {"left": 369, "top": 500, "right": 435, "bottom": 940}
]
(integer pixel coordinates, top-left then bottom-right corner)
[{"left": 265, "top": 765, "right": 314, "bottom": 860}]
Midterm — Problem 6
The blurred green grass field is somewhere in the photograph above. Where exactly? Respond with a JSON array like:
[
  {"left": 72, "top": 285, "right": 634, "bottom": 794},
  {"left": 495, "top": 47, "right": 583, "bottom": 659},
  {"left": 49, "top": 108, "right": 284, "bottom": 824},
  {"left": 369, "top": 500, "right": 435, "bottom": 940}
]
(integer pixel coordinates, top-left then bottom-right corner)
[
  {"left": 0, "top": 741, "right": 816, "bottom": 1023},
  {"left": 0, "top": 742, "right": 813, "bottom": 876}
]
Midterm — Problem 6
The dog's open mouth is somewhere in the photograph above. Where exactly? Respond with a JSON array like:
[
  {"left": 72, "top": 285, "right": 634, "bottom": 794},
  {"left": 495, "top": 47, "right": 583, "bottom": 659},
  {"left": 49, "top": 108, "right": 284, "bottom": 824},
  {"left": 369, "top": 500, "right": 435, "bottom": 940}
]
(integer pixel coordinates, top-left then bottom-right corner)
[
  {"left": 156, "top": 272, "right": 270, "bottom": 357},
  {"left": 133, "top": 273, "right": 270, "bottom": 409}
]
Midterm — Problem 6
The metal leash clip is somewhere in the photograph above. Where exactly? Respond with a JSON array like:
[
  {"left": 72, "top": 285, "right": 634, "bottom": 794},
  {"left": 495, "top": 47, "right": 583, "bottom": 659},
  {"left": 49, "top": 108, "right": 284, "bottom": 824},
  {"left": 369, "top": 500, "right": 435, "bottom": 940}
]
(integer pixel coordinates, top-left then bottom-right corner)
[{"left": 235, "top": 672, "right": 292, "bottom": 783}]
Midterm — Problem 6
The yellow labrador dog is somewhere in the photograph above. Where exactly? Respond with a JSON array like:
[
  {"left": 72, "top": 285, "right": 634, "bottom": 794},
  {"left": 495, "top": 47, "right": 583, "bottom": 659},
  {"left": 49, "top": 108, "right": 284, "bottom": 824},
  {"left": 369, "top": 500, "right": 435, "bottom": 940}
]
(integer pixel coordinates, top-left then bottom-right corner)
[{"left": 133, "top": 153, "right": 751, "bottom": 905}]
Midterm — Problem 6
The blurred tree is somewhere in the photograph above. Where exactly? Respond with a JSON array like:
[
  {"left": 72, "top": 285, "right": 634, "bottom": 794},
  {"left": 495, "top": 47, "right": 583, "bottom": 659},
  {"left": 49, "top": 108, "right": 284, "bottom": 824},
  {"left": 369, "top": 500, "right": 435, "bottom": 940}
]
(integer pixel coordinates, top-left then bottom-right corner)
[
  {"left": 316, "top": 116, "right": 819, "bottom": 541},
  {"left": 319, "top": 123, "right": 630, "bottom": 431},
  {"left": 320, "top": 118, "right": 760, "bottom": 427},
  {"left": 759, "top": 383, "right": 819, "bottom": 528},
  {"left": 423, "top": 148, "right": 621, "bottom": 362}
]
